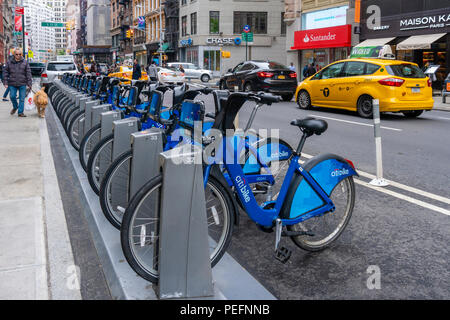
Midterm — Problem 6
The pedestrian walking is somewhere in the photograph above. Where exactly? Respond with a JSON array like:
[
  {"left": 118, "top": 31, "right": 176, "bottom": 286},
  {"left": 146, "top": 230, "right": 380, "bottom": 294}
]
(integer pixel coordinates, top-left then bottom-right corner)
[
  {"left": 1, "top": 62, "right": 10, "bottom": 101},
  {"left": 3, "top": 48, "right": 32, "bottom": 117},
  {"left": 289, "top": 62, "right": 296, "bottom": 72},
  {"left": 147, "top": 61, "right": 158, "bottom": 82},
  {"left": 132, "top": 59, "right": 142, "bottom": 80},
  {"left": 302, "top": 64, "right": 309, "bottom": 80}
]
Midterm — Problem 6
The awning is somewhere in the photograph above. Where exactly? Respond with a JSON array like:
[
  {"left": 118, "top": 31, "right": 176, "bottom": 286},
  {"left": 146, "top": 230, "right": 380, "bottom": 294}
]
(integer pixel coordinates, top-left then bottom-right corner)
[
  {"left": 355, "top": 37, "right": 395, "bottom": 47},
  {"left": 397, "top": 33, "right": 446, "bottom": 50}
]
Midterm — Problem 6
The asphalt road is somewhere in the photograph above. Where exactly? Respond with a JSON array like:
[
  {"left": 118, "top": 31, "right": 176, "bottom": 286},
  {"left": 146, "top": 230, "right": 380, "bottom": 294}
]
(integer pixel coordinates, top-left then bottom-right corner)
[{"left": 209, "top": 98, "right": 450, "bottom": 299}]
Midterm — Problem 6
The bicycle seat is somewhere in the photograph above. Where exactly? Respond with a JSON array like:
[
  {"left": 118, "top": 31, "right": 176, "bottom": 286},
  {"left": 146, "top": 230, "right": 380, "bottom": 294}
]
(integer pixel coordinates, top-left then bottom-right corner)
[{"left": 290, "top": 118, "right": 328, "bottom": 135}]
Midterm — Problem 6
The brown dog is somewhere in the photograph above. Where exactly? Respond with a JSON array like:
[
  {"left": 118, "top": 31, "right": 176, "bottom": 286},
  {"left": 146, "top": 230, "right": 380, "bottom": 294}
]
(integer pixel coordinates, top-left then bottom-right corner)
[{"left": 34, "top": 87, "right": 48, "bottom": 118}]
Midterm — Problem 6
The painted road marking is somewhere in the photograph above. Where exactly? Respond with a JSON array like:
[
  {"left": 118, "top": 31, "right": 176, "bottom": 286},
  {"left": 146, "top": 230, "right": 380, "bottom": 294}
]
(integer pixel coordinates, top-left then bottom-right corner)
[
  {"left": 300, "top": 153, "right": 450, "bottom": 212},
  {"left": 310, "top": 114, "right": 402, "bottom": 132},
  {"left": 354, "top": 178, "right": 450, "bottom": 216}
]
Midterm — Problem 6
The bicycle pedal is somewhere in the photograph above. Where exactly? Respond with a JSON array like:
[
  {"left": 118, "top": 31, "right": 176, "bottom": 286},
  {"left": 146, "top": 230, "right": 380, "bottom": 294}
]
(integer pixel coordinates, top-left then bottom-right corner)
[{"left": 274, "top": 246, "right": 292, "bottom": 264}]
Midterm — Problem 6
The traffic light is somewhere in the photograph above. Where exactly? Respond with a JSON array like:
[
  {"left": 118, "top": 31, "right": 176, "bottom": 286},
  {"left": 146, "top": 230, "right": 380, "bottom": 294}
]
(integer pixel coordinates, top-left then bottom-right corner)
[
  {"left": 126, "top": 29, "right": 131, "bottom": 38},
  {"left": 130, "top": 29, "right": 134, "bottom": 38},
  {"left": 221, "top": 50, "right": 231, "bottom": 58}
]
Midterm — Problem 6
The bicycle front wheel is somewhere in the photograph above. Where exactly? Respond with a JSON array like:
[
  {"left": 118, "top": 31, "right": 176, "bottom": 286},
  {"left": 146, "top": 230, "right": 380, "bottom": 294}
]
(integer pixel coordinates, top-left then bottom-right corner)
[
  {"left": 121, "top": 174, "right": 234, "bottom": 283},
  {"left": 288, "top": 176, "right": 355, "bottom": 252}
]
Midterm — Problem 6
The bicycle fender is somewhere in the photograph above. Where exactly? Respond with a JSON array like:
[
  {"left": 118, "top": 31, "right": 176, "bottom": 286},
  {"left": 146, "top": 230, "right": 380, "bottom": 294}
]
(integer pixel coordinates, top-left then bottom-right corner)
[{"left": 281, "top": 153, "right": 358, "bottom": 220}]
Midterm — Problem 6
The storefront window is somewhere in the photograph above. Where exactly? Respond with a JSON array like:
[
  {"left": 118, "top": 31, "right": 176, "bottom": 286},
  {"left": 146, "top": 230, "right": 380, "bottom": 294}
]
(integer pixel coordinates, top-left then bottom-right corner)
[
  {"left": 203, "top": 50, "right": 221, "bottom": 71},
  {"left": 186, "top": 47, "right": 198, "bottom": 66}
]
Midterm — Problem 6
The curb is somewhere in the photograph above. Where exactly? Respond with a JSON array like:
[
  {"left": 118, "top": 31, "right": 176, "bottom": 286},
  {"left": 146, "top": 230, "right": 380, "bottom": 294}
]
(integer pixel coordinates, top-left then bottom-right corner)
[{"left": 40, "top": 115, "right": 82, "bottom": 300}]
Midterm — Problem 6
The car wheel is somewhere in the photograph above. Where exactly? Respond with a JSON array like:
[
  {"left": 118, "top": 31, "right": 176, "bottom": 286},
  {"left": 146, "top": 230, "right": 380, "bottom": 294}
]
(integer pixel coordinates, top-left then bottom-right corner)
[
  {"left": 297, "top": 90, "right": 311, "bottom": 110},
  {"left": 282, "top": 94, "right": 294, "bottom": 102},
  {"left": 244, "top": 82, "right": 252, "bottom": 92},
  {"left": 201, "top": 74, "right": 210, "bottom": 83},
  {"left": 402, "top": 110, "right": 423, "bottom": 118},
  {"left": 357, "top": 95, "right": 373, "bottom": 118}
]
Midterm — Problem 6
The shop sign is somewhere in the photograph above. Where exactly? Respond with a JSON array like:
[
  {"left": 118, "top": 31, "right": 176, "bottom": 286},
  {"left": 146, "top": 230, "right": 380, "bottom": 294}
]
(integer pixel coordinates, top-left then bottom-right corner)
[
  {"left": 180, "top": 38, "right": 193, "bottom": 47},
  {"left": 291, "top": 25, "right": 351, "bottom": 50},
  {"left": 302, "top": 6, "right": 348, "bottom": 30},
  {"left": 399, "top": 14, "right": 450, "bottom": 31},
  {"left": 206, "top": 38, "right": 241, "bottom": 46},
  {"left": 350, "top": 46, "right": 381, "bottom": 58},
  {"left": 361, "top": 2, "right": 450, "bottom": 37}
]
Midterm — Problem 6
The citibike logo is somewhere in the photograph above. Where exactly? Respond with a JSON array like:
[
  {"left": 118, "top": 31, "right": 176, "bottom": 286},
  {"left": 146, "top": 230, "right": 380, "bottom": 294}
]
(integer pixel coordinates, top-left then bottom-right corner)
[
  {"left": 235, "top": 175, "right": 251, "bottom": 203},
  {"left": 331, "top": 168, "right": 349, "bottom": 177}
]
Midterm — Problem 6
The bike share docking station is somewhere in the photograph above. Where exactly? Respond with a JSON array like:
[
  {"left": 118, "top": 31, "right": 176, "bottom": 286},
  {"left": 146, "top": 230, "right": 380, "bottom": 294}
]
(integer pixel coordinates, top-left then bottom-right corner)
[
  {"left": 109, "top": 122, "right": 214, "bottom": 299},
  {"left": 157, "top": 145, "right": 214, "bottom": 299}
]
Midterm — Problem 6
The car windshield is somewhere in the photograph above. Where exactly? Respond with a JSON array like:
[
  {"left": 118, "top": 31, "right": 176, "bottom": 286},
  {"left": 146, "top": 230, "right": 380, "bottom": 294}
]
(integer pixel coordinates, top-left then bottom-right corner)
[
  {"left": 47, "top": 63, "right": 76, "bottom": 71},
  {"left": 388, "top": 64, "right": 426, "bottom": 78},
  {"left": 30, "top": 63, "right": 45, "bottom": 67},
  {"left": 253, "top": 61, "right": 288, "bottom": 70}
]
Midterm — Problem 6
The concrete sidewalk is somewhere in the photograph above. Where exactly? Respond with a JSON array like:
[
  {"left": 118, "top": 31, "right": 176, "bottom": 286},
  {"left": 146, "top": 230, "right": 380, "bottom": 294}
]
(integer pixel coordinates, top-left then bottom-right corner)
[
  {"left": 433, "top": 96, "right": 450, "bottom": 112},
  {"left": 0, "top": 85, "right": 81, "bottom": 300}
]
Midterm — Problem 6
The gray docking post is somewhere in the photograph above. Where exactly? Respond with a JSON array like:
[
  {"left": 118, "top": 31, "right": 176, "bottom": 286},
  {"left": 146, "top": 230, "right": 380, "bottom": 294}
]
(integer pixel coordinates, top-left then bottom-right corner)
[{"left": 157, "top": 145, "right": 214, "bottom": 299}]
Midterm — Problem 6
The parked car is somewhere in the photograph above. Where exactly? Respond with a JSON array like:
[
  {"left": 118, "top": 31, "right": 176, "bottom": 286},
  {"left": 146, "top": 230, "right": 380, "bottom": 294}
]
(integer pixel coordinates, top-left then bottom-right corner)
[
  {"left": 40, "top": 60, "right": 79, "bottom": 90},
  {"left": 219, "top": 60, "right": 297, "bottom": 101},
  {"left": 157, "top": 67, "right": 185, "bottom": 84},
  {"left": 29, "top": 62, "right": 45, "bottom": 76},
  {"left": 295, "top": 58, "right": 433, "bottom": 118},
  {"left": 167, "top": 62, "right": 213, "bottom": 82}
]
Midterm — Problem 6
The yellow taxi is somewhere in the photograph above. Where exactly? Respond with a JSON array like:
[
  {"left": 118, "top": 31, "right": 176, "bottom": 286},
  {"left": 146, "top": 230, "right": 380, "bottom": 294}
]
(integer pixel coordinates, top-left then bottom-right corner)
[
  {"left": 295, "top": 58, "right": 433, "bottom": 118},
  {"left": 108, "top": 65, "right": 148, "bottom": 81}
]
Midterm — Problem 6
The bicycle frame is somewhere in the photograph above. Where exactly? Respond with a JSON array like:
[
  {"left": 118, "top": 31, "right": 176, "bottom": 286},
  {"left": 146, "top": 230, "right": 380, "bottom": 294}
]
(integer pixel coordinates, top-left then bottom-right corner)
[{"left": 204, "top": 136, "right": 336, "bottom": 228}]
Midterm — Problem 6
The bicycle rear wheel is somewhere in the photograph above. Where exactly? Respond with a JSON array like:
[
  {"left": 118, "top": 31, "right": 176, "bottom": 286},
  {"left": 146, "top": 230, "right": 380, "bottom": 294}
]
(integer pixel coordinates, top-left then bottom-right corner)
[
  {"left": 121, "top": 174, "right": 234, "bottom": 283},
  {"left": 287, "top": 176, "right": 355, "bottom": 251},
  {"left": 67, "top": 111, "right": 84, "bottom": 150},
  {"left": 79, "top": 124, "right": 102, "bottom": 172},
  {"left": 99, "top": 150, "right": 133, "bottom": 229},
  {"left": 87, "top": 134, "right": 114, "bottom": 195}
]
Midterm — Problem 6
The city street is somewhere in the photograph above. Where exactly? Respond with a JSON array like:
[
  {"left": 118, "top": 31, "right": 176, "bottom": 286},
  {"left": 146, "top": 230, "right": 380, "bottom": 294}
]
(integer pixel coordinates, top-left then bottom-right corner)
[{"left": 1, "top": 0, "right": 450, "bottom": 304}]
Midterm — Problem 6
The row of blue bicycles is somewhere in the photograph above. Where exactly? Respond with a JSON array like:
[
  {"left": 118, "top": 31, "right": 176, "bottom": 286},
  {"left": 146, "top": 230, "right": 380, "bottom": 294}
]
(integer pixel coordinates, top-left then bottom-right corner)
[{"left": 48, "top": 73, "right": 358, "bottom": 283}]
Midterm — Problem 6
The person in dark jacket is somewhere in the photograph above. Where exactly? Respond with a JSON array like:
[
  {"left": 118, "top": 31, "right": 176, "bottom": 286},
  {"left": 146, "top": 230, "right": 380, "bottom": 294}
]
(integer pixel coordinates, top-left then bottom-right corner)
[
  {"left": 1, "top": 63, "right": 10, "bottom": 101},
  {"left": 3, "top": 48, "right": 32, "bottom": 117},
  {"left": 307, "top": 63, "right": 317, "bottom": 77},
  {"left": 132, "top": 59, "right": 141, "bottom": 80}
]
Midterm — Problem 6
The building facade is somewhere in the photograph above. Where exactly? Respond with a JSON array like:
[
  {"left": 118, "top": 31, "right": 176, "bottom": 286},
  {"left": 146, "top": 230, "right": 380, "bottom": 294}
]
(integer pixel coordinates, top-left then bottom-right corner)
[
  {"left": 359, "top": 0, "right": 450, "bottom": 88},
  {"left": 178, "top": 0, "right": 287, "bottom": 77},
  {"left": 110, "top": 0, "right": 133, "bottom": 64},
  {"left": 132, "top": 0, "right": 150, "bottom": 66},
  {"left": 45, "top": 0, "right": 67, "bottom": 54},
  {"left": 82, "top": 0, "right": 111, "bottom": 63},
  {"left": 24, "top": 0, "right": 56, "bottom": 62},
  {"left": 285, "top": 0, "right": 361, "bottom": 80},
  {"left": 65, "top": 0, "right": 79, "bottom": 54},
  {"left": 2, "top": 0, "right": 16, "bottom": 62},
  {"left": 0, "top": 0, "right": 5, "bottom": 63}
]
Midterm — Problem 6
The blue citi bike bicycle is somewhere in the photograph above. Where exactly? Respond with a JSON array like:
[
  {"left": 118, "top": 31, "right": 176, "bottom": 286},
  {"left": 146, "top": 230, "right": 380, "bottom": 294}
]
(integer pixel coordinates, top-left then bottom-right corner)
[{"left": 119, "top": 91, "right": 358, "bottom": 283}]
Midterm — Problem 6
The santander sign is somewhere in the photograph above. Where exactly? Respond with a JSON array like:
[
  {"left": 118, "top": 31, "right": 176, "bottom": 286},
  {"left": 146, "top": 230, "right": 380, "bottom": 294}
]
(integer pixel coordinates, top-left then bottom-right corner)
[{"left": 292, "top": 24, "right": 351, "bottom": 50}]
